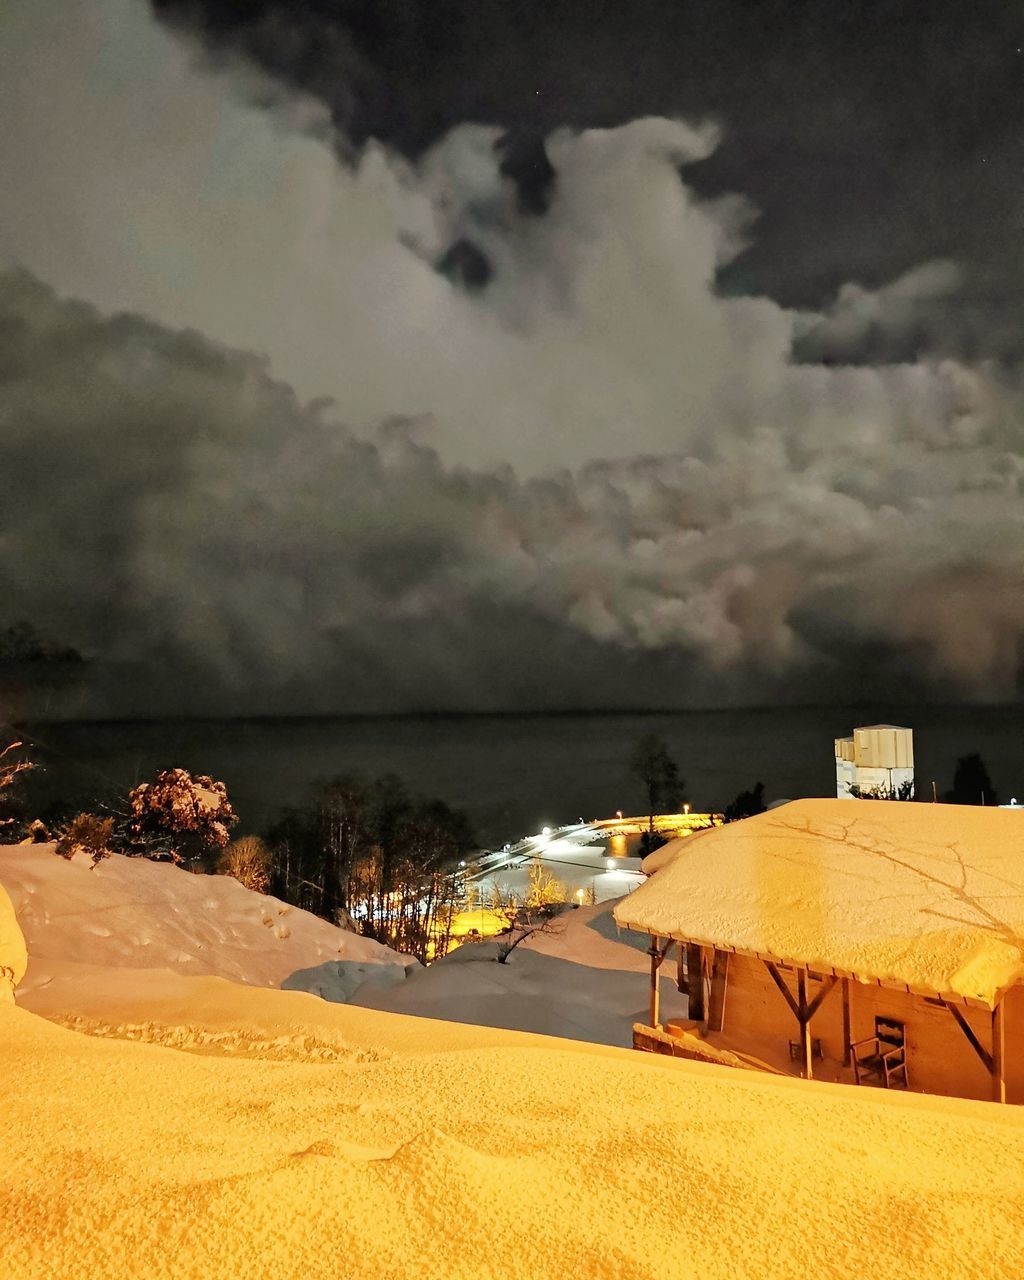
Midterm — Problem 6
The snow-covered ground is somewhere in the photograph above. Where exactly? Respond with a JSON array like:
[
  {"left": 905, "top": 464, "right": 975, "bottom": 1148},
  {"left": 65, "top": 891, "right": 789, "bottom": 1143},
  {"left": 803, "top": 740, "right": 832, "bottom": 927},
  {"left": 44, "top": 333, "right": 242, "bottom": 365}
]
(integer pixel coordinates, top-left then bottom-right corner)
[
  {"left": 354, "top": 899, "right": 687, "bottom": 1046},
  {"left": 3, "top": 869, "right": 1024, "bottom": 1279},
  {"left": 0, "top": 843, "right": 412, "bottom": 1007}
]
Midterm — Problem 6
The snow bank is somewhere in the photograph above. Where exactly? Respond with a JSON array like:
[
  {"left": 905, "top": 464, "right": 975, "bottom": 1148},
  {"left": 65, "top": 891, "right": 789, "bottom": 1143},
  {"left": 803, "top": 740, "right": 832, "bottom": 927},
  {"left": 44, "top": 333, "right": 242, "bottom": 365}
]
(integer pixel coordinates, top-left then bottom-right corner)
[
  {"left": 0, "top": 843, "right": 410, "bottom": 1001},
  {"left": 353, "top": 900, "right": 687, "bottom": 1046},
  {"left": 0, "top": 880, "right": 27, "bottom": 1000},
  {"left": 616, "top": 798, "right": 1024, "bottom": 1006},
  {"left": 4, "top": 979, "right": 1024, "bottom": 1279}
]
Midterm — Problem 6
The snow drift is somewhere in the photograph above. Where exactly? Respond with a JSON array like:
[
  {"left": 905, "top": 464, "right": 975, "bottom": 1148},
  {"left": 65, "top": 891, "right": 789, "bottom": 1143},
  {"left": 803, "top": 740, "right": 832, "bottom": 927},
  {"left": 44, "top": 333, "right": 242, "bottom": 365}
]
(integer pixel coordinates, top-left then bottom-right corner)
[
  {"left": 0, "top": 880, "right": 27, "bottom": 1001},
  {"left": 353, "top": 899, "right": 687, "bottom": 1046},
  {"left": 4, "top": 978, "right": 1024, "bottom": 1279},
  {"left": 0, "top": 843, "right": 411, "bottom": 1004},
  {"left": 4, "top": 831, "right": 1024, "bottom": 1277}
]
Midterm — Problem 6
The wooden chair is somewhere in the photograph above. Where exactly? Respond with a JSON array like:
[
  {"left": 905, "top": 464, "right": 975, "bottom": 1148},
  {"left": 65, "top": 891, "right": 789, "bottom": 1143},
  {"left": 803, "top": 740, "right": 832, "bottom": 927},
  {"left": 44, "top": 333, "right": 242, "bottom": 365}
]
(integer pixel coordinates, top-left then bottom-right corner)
[
  {"left": 788, "top": 1037, "right": 822, "bottom": 1063},
  {"left": 850, "top": 1018, "right": 908, "bottom": 1089}
]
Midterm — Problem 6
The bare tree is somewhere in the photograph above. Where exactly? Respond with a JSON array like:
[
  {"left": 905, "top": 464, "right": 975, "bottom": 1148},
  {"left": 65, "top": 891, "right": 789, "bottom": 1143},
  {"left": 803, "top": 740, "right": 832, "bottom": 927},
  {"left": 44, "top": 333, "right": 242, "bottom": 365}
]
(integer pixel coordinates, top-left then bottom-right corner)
[
  {"left": 0, "top": 741, "right": 33, "bottom": 828},
  {"left": 629, "top": 733, "right": 685, "bottom": 853},
  {"left": 266, "top": 773, "right": 475, "bottom": 962},
  {"left": 491, "top": 858, "right": 567, "bottom": 964},
  {"left": 218, "top": 835, "right": 272, "bottom": 893}
]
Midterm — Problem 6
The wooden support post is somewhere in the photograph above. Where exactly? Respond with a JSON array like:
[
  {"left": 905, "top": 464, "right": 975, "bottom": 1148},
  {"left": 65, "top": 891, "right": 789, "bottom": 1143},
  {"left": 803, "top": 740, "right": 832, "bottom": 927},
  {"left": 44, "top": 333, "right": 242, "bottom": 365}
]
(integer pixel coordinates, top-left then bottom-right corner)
[
  {"left": 992, "top": 1000, "right": 1006, "bottom": 1104},
  {"left": 765, "top": 961, "right": 837, "bottom": 1080},
  {"left": 797, "top": 968, "right": 814, "bottom": 1080},
  {"left": 706, "top": 950, "right": 731, "bottom": 1033},
  {"left": 842, "top": 978, "right": 852, "bottom": 1067},
  {"left": 648, "top": 935, "right": 662, "bottom": 1029},
  {"left": 676, "top": 939, "right": 686, "bottom": 994},
  {"left": 686, "top": 943, "right": 704, "bottom": 1023}
]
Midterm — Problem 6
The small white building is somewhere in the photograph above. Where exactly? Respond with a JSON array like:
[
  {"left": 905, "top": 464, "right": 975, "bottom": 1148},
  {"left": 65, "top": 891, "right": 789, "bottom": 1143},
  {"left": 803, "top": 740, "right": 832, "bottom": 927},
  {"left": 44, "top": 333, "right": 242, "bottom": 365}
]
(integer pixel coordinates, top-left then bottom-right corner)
[{"left": 835, "top": 724, "right": 914, "bottom": 799}]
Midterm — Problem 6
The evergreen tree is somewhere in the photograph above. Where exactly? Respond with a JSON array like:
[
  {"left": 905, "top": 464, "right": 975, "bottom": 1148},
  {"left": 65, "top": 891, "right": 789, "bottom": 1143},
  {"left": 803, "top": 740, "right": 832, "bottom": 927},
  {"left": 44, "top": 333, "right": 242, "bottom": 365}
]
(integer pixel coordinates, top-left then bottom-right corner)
[
  {"left": 724, "top": 781, "right": 766, "bottom": 822},
  {"left": 943, "top": 753, "right": 998, "bottom": 806}
]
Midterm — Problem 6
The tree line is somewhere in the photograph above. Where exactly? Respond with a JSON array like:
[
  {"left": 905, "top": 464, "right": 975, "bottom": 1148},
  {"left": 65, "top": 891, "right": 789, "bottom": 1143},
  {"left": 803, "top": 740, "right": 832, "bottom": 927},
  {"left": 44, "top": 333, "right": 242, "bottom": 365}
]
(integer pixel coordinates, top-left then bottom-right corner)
[
  {"left": 0, "top": 745, "right": 476, "bottom": 965},
  {"left": 0, "top": 730, "right": 1012, "bottom": 966}
]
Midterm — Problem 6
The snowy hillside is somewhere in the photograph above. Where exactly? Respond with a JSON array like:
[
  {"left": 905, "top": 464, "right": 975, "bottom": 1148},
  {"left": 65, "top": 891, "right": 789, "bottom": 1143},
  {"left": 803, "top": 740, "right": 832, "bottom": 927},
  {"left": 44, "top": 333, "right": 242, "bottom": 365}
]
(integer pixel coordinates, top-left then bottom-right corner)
[
  {"left": 4, "top": 843, "right": 1024, "bottom": 1277},
  {"left": 0, "top": 880, "right": 27, "bottom": 1000},
  {"left": 0, "top": 843, "right": 411, "bottom": 1004},
  {"left": 353, "top": 899, "right": 688, "bottom": 1045},
  {"left": 5, "top": 953, "right": 1024, "bottom": 1278}
]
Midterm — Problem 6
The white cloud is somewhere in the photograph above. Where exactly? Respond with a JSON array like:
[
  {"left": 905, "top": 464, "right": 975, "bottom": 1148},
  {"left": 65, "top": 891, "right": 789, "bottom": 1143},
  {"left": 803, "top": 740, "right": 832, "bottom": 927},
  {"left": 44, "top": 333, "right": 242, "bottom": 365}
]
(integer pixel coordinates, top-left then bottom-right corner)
[{"left": 1, "top": 0, "right": 1005, "bottom": 476}]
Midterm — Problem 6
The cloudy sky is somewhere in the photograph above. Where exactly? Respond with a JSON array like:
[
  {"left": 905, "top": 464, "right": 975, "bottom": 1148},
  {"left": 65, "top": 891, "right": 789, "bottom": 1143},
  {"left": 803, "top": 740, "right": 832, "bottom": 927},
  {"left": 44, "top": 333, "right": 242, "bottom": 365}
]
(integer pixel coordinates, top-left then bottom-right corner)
[{"left": 1, "top": 0, "right": 1022, "bottom": 715}]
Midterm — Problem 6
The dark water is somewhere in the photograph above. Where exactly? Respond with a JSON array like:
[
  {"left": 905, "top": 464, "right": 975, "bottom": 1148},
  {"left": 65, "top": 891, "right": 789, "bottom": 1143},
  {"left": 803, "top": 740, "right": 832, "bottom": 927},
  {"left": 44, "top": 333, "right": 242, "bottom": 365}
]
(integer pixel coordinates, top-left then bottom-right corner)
[{"left": 17, "top": 706, "right": 1024, "bottom": 848}]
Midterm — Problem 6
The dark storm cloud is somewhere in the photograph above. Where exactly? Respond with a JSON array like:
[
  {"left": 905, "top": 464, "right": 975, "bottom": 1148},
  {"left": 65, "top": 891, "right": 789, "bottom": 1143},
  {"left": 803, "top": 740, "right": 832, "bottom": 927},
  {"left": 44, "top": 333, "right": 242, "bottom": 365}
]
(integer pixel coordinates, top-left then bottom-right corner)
[
  {"left": 152, "top": 0, "right": 1024, "bottom": 332},
  {"left": 4, "top": 267, "right": 1024, "bottom": 717},
  {"left": 3, "top": 0, "right": 1024, "bottom": 717},
  {"left": 793, "top": 261, "right": 1024, "bottom": 369}
]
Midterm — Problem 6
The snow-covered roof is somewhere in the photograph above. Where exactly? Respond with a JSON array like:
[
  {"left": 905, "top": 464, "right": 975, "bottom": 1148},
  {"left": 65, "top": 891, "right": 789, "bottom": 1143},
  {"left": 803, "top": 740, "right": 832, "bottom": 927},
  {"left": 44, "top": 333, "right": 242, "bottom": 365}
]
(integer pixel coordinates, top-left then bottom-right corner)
[{"left": 613, "top": 798, "right": 1024, "bottom": 1007}]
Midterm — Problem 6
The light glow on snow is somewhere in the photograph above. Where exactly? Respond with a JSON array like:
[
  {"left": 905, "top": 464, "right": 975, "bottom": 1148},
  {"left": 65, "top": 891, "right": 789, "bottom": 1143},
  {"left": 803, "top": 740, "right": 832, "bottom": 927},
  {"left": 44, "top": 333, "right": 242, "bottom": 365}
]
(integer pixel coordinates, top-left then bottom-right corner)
[
  {"left": 3, "top": 863, "right": 1024, "bottom": 1278},
  {"left": 617, "top": 798, "right": 1024, "bottom": 1005}
]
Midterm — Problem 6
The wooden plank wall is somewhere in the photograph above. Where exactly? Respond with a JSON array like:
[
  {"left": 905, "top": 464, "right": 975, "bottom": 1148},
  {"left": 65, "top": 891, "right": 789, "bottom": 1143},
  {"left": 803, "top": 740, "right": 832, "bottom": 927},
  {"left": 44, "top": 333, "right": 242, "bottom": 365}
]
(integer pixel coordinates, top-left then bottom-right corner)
[{"left": 721, "top": 951, "right": 1014, "bottom": 1102}]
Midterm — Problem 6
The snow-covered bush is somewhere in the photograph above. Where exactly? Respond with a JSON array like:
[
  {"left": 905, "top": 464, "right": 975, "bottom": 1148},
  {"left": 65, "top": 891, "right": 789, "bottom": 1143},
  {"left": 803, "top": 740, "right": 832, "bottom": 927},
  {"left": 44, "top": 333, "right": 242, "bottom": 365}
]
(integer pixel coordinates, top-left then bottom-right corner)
[
  {"left": 127, "top": 768, "right": 238, "bottom": 867},
  {"left": 55, "top": 813, "right": 114, "bottom": 866},
  {"left": 218, "top": 835, "right": 271, "bottom": 893}
]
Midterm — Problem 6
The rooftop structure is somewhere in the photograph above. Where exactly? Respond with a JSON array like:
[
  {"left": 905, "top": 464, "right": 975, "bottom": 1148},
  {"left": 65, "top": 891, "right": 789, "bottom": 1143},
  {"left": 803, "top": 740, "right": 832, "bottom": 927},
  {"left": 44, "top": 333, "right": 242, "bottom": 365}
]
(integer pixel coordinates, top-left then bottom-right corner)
[
  {"left": 835, "top": 723, "right": 914, "bottom": 799},
  {"left": 614, "top": 798, "right": 1024, "bottom": 1102}
]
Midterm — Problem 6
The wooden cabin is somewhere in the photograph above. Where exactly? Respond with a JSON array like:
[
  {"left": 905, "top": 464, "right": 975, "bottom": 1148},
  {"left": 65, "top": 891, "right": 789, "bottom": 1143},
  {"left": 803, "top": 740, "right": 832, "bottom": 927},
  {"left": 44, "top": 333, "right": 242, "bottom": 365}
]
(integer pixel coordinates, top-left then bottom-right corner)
[{"left": 613, "top": 798, "right": 1024, "bottom": 1103}]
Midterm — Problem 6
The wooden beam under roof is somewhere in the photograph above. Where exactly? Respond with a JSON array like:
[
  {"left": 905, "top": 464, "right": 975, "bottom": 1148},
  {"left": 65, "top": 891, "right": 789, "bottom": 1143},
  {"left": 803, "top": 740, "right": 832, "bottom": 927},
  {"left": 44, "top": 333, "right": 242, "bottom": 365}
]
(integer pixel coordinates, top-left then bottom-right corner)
[{"left": 621, "top": 926, "right": 998, "bottom": 1011}]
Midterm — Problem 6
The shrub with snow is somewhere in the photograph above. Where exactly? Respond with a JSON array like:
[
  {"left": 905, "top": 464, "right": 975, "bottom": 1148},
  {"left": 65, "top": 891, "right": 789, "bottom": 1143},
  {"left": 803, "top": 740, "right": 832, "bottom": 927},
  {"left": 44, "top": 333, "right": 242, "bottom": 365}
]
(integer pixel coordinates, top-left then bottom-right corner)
[
  {"left": 55, "top": 813, "right": 114, "bottom": 867},
  {"left": 127, "top": 768, "right": 238, "bottom": 867}
]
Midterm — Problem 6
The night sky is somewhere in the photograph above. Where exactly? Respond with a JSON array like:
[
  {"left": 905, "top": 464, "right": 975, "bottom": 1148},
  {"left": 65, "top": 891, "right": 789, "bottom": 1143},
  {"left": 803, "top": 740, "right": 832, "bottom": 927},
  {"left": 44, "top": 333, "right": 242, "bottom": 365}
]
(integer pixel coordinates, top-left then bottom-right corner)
[{"left": 1, "top": 0, "right": 1023, "bottom": 715}]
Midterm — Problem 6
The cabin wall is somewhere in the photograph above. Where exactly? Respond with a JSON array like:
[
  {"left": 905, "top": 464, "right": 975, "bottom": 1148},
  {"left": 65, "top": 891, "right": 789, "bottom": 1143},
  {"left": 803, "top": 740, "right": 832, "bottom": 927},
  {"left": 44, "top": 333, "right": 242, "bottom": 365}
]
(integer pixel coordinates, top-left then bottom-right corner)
[
  {"left": 717, "top": 949, "right": 1009, "bottom": 1102},
  {"left": 1004, "top": 985, "right": 1024, "bottom": 1104}
]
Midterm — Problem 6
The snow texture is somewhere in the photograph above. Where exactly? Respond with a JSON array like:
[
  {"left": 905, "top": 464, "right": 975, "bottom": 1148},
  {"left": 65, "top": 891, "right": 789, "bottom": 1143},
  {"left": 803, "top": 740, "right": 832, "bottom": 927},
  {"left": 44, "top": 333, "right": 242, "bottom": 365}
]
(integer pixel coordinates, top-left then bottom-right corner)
[
  {"left": 5, "top": 977, "right": 1024, "bottom": 1279},
  {"left": 352, "top": 900, "right": 687, "bottom": 1046},
  {"left": 615, "top": 798, "right": 1024, "bottom": 1006},
  {"left": 4, "top": 827, "right": 1024, "bottom": 1276},
  {"left": 0, "top": 880, "right": 27, "bottom": 1000},
  {"left": 0, "top": 843, "right": 410, "bottom": 1002}
]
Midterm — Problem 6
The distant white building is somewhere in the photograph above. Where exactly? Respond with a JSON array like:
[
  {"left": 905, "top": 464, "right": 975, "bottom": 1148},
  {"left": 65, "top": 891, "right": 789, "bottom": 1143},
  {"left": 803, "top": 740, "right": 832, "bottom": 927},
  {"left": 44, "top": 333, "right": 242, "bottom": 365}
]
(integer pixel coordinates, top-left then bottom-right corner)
[{"left": 835, "top": 724, "right": 914, "bottom": 799}]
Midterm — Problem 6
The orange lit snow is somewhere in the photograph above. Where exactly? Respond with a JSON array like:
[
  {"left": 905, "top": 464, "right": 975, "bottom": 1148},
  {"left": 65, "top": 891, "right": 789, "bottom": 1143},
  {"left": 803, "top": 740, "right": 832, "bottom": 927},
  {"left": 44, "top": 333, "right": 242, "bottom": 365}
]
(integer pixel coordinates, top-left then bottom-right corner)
[
  {"left": 5, "top": 848, "right": 1024, "bottom": 1278},
  {"left": 616, "top": 798, "right": 1024, "bottom": 1006}
]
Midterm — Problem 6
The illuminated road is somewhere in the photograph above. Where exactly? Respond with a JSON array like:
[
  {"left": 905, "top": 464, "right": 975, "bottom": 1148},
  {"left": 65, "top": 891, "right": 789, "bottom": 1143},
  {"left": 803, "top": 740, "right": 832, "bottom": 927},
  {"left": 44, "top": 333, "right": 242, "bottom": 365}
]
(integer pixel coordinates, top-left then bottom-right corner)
[{"left": 466, "top": 812, "right": 719, "bottom": 885}]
